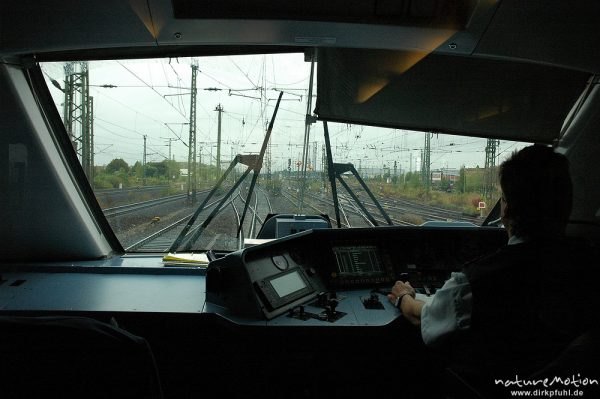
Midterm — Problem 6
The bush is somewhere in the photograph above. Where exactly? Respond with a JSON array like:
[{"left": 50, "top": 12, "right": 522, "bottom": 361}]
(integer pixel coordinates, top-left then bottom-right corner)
[{"left": 93, "top": 177, "right": 113, "bottom": 189}]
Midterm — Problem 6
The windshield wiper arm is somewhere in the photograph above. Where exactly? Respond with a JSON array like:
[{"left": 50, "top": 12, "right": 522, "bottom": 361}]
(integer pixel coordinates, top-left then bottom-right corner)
[
  {"left": 236, "top": 91, "right": 283, "bottom": 238},
  {"left": 167, "top": 159, "right": 251, "bottom": 253},
  {"left": 322, "top": 120, "right": 393, "bottom": 228},
  {"left": 168, "top": 91, "right": 283, "bottom": 252}
]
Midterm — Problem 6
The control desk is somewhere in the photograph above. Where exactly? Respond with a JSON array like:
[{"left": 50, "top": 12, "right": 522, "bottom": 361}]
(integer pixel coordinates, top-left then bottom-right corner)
[{"left": 206, "top": 226, "right": 507, "bottom": 325}]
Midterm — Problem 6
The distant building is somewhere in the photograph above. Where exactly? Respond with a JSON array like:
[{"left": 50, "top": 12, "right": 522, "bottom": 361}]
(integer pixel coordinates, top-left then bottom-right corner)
[
  {"left": 431, "top": 168, "right": 460, "bottom": 183},
  {"left": 359, "top": 166, "right": 404, "bottom": 179},
  {"left": 431, "top": 171, "right": 443, "bottom": 182}
]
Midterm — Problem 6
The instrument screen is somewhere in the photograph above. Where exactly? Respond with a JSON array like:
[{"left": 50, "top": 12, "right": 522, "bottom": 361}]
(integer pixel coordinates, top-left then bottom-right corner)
[
  {"left": 270, "top": 270, "right": 307, "bottom": 298},
  {"left": 332, "top": 245, "right": 384, "bottom": 277}
]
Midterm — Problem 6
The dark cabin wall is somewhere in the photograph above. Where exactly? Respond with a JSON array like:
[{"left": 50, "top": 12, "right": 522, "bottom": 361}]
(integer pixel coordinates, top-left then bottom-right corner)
[
  {"left": 561, "top": 81, "right": 600, "bottom": 243},
  {"left": 0, "top": 64, "right": 109, "bottom": 261}
]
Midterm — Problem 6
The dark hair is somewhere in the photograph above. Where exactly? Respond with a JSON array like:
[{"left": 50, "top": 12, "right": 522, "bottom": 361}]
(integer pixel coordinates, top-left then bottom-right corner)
[{"left": 499, "top": 145, "right": 572, "bottom": 237}]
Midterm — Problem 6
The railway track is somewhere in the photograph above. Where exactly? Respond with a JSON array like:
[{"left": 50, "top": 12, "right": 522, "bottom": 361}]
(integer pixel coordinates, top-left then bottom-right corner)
[
  {"left": 124, "top": 182, "right": 480, "bottom": 253},
  {"left": 94, "top": 184, "right": 170, "bottom": 197},
  {"left": 376, "top": 197, "right": 480, "bottom": 224},
  {"left": 286, "top": 187, "right": 474, "bottom": 227},
  {"left": 394, "top": 197, "right": 480, "bottom": 223},
  {"left": 127, "top": 185, "right": 273, "bottom": 252},
  {"left": 282, "top": 189, "right": 353, "bottom": 228},
  {"left": 259, "top": 187, "right": 274, "bottom": 215},
  {"left": 230, "top": 199, "right": 244, "bottom": 250},
  {"left": 103, "top": 193, "right": 188, "bottom": 218},
  {"left": 238, "top": 186, "right": 274, "bottom": 238},
  {"left": 338, "top": 193, "right": 413, "bottom": 227},
  {"left": 126, "top": 194, "right": 235, "bottom": 252},
  {"left": 334, "top": 181, "right": 481, "bottom": 224},
  {"left": 330, "top": 182, "right": 479, "bottom": 224}
]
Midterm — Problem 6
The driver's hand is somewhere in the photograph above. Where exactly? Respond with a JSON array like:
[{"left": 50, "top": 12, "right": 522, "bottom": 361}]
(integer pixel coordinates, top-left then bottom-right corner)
[{"left": 388, "top": 280, "right": 416, "bottom": 306}]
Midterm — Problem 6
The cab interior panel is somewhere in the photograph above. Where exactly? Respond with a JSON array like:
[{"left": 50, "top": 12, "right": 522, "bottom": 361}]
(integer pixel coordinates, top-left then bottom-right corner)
[{"left": 1, "top": 1, "right": 600, "bottom": 398}]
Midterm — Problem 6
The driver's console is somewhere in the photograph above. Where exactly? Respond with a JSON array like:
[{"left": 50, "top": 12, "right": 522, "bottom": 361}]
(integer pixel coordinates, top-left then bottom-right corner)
[{"left": 206, "top": 226, "right": 507, "bottom": 325}]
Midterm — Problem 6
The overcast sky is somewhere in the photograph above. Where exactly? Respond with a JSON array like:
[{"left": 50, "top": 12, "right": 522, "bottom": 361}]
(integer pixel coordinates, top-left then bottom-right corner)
[{"left": 41, "top": 53, "right": 529, "bottom": 173}]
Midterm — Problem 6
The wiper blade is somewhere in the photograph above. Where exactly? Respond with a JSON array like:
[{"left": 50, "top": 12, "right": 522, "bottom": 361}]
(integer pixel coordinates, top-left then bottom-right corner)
[
  {"left": 167, "top": 160, "right": 251, "bottom": 253},
  {"left": 322, "top": 120, "right": 393, "bottom": 228},
  {"left": 236, "top": 91, "right": 283, "bottom": 238},
  {"left": 168, "top": 91, "right": 284, "bottom": 252}
]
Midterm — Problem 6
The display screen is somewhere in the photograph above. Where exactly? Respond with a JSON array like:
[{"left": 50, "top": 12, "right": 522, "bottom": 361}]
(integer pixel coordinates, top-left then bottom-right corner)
[
  {"left": 270, "top": 270, "right": 307, "bottom": 298},
  {"left": 333, "top": 245, "right": 384, "bottom": 276}
]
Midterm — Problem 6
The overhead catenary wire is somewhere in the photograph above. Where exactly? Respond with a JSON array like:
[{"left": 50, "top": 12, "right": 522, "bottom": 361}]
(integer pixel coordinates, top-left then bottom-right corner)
[
  {"left": 91, "top": 88, "right": 185, "bottom": 132},
  {"left": 116, "top": 60, "right": 188, "bottom": 119},
  {"left": 44, "top": 57, "right": 526, "bottom": 171},
  {"left": 229, "top": 57, "right": 258, "bottom": 88}
]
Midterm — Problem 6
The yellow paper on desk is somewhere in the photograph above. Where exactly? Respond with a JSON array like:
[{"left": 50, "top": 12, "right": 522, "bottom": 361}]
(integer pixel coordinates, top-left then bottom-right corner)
[{"left": 162, "top": 252, "right": 209, "bottom": 265}]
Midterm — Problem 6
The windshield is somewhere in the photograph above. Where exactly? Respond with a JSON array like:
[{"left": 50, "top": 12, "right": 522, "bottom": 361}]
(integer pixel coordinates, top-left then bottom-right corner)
[{"left": 41, "top": 54, "right": 529, "bottom": 253}]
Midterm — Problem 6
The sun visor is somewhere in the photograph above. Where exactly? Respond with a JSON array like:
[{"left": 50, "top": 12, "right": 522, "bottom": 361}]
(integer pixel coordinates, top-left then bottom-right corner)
[{"left": 315, "top": 48, "right": 590, "bottom": 143}]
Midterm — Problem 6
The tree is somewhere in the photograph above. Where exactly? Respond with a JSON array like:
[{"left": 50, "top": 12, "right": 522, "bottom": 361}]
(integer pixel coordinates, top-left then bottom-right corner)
[
  {"left": 132, "top": 161, "right": 143, "bottom": 178},
  {"left": 144, "top": 165, "right": 158, "bottom": 178},
  {"left": 403, "top": 171, "right": 422, "bottom": 189},
  {"left": 440, "top": 178, "right": 452, "bottom": 192},
  {"left": 147, "top": 161, "right": 167, "bottom": 178},
  {"left": 105, "top": 158, "right": 129, "bottom": 174},
  {"left": 166, "top": 160, "right": 180, "bottom": 179}
]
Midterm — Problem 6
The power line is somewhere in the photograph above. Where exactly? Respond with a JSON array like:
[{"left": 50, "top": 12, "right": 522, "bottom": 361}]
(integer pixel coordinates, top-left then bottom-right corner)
[
  {"left": 147, "top": 145, "right": 169, "bottom": 160},
  {"left": 116, "top": 60, "right": 188, "bottom": 119},
  {"left": 198, "top": 69, "right": 233, "bottom": 90},
  {"left": 229, "top": 57, "right": 258, "bottom": 88},
  {"left": 91, "top": 88, "right": 182, "bottom": 132},
  {"left": 95, "top": 123, "right": 141, "bottom": 142},
  {"left": 94, "top": 117, "right": 163, "bottom": 144}
]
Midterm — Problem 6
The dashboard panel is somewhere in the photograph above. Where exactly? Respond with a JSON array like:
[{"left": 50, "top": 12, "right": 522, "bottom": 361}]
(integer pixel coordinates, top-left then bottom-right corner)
[{"left": 206, "top": 226, "right": 507, "bottom": 323}]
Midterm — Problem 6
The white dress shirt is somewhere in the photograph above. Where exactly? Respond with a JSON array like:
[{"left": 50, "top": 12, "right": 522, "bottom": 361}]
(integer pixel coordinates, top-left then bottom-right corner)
[{"left": 420, "top": 235, "right": 525, "bottom": 346}]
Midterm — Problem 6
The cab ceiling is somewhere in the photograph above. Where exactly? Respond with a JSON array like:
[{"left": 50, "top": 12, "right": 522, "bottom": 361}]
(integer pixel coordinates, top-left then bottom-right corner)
[
  {"left": 315, "top": 48, "right": 590, "bottom": 143},
  {"left": 1, "top": 0, "right": 598, "bottom": 74},
  {"left": 0, "top": 0, "right": 598, "bottom": 144},
  {"left": 171, "top": 0, "right": 477, "bottom": 29}
]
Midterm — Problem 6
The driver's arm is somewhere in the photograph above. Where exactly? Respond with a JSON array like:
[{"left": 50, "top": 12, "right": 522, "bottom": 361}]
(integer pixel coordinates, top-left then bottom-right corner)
[
  {"left": 388, "top": 280, "right": 425, "bottom": 325},
  {"left": 389, "top": 273, "right": 473, "bottom": 347},
  {"left": 400, "top": 295, "right": 426, "bottom": 326}
]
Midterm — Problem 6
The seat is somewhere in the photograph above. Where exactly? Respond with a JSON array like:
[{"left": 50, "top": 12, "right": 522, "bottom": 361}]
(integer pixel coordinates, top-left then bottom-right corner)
[
  {"left": 443, "top": 329, "right": 600, "bottom": 399},
  {"left": 0, "top": 315, "right": 163, "bottom": 399},
  {"left": 529, "top": 329, "right": 600, "bottom": 396},
  {"left": 442, "top": 367, "right": 488, "bottom": 399}
]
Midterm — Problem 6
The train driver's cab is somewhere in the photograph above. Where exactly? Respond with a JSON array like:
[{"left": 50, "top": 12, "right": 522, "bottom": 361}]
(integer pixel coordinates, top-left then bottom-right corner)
[{"left": 1, "top": 1, "right": 600, "bottom": 398}]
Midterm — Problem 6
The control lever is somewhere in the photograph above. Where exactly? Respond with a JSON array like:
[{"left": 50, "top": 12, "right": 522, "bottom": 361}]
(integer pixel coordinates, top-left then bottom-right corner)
[
  {"left": 316, "top": 291, "right": 337, "bottom": 308},
  {"left": 316, "top": 292, "right": 328, "bottom": 307},
  {"left": 423, "top": 285, "right": 431, "bottom": 296},
  {"left": 325, "top": 298, "right": 339, "bottom": 319},
  {"left": 288, "top": 305, "right": 311, "bottom": 321},
  {"left": 311, "top": 297, "right": 346, "bottom": 322},
  {"left": 362, "top": 293, "right": 385, "bottom": 310}
]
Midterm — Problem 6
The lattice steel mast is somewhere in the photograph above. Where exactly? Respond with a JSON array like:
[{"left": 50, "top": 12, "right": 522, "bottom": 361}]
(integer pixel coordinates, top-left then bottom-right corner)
[
  {"left": 63, "top": 61, "right": 93, "bottom": 180},
  {"left": 187, "top": 60, "right": 198, "bottom": 204},
  {"left": 484, "top": 139, "right": 500, "bottom": 198}
]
